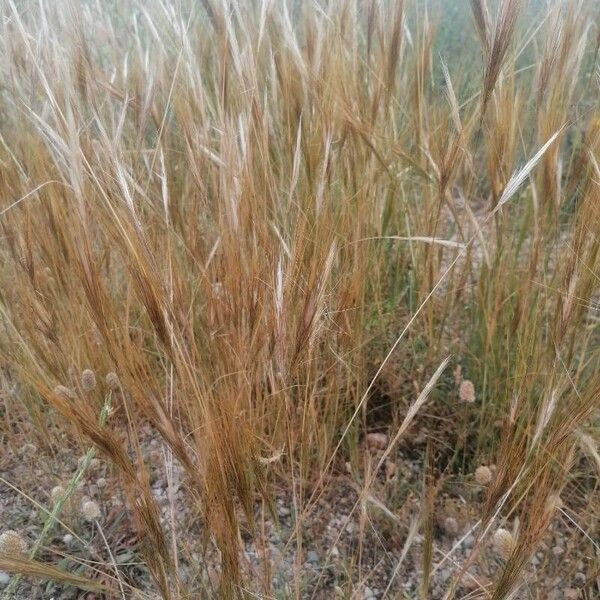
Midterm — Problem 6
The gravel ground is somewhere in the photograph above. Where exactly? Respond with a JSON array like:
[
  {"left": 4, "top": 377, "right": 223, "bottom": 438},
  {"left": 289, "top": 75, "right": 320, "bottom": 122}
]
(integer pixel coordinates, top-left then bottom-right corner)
[{"left": 1, "top": 423, "right": 597, "bottom": 599}]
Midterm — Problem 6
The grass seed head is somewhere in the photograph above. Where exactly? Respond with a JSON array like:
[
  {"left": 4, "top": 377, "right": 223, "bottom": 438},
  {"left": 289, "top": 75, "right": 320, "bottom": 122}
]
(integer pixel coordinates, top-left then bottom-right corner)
[{"left": 453, "top": 364, "right": 463, "bottom": 386}]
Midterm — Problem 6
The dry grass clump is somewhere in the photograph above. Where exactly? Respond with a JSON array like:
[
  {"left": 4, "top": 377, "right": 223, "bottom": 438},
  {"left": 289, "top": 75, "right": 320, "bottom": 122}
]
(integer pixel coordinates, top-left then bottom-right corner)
[{"left": 0, "top": 0, "right": 598, "bottom": 597}]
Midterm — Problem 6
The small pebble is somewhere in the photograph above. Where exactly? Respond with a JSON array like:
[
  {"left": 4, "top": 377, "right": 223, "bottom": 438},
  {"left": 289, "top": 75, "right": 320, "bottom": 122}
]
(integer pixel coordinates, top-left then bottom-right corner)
[
  {"left": 366, "top": 432, "right": 388, "bottom": 450},
  {"left": 362, "top": 586, "right": 375, "bottom": 599},
  {"left": 573, "top": 572, "right": 586, "bottom": 587},
  {"left": 0, "top": 572, "right": 10, "bottom": 586}
]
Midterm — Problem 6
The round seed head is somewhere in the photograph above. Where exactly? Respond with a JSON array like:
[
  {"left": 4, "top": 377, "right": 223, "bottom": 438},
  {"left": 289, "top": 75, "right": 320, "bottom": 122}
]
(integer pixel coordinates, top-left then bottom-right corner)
[
  {"left": 475, "top": 465, "right": 492, "bottom": 486},
  {"left": 81, "top": 500, "right": 100, "bottom": 521},
  {"left": 365, "top": 432, "right": 388, "bottom": 451},
  {"left": 444, "top": 516, "right": 458, "bottom": 536},
  {"left": 493, "top": 528, "right": 515, "bottom": 560},
  {"left": 54, "top": 385, "right": 75, "bottom": 400},
  {"left": 51, "top": 486, "right": 64, "bottom": 501},
  {"left": 81, "top": 369, "right": 96, "bottom": 392},
  {"left": 105, "top": 372, "right": 120, "bottom": 390},
  {"left": 459, "top": 379, "right": 476, "bottom": 403},
  {"left": 19, "top": 443, "right": 37, "bottom": 457},
  {"left": 0, "top": 530, "right": 27, "bottom": 555}
]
